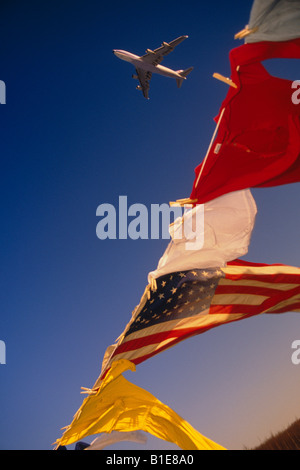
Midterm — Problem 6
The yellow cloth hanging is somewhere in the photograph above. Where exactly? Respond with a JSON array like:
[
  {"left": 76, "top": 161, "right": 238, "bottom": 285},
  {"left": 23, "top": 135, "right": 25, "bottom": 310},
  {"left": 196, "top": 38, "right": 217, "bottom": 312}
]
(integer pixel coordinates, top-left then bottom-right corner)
[{"left": 54, "top": 359, "right": 225, "bottom": 450}]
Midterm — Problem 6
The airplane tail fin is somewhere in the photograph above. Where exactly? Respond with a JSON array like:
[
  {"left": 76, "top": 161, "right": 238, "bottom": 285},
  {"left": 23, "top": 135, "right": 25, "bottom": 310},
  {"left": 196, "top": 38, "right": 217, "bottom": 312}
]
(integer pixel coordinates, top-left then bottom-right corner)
[{"left": 176, "top": 67, "right": 193, "bottom": 88}]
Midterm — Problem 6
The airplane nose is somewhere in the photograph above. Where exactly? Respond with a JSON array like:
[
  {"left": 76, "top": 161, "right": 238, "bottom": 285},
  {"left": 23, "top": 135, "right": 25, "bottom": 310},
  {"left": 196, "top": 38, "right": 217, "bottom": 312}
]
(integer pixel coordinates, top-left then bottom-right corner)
[
  {"left": 113, "top": 50, "right": 127, "bottom": 61},
  {"left": 113, "top": 50, "right": 123, "bottom": 59}
]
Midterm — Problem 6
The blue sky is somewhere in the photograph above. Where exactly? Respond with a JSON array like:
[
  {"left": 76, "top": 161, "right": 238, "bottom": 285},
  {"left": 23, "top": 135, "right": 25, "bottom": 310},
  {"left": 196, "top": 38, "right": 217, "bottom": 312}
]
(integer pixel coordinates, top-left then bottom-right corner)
[{"left": 1, "top": 0, "right": 299, "bottom": 450}]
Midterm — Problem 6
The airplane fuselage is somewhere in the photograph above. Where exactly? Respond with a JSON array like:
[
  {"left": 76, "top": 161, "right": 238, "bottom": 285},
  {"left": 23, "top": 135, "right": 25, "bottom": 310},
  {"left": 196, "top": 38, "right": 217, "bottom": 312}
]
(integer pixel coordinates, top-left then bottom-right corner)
[{"left": 113, "top": 50, "right": 184, "bottom": 80}]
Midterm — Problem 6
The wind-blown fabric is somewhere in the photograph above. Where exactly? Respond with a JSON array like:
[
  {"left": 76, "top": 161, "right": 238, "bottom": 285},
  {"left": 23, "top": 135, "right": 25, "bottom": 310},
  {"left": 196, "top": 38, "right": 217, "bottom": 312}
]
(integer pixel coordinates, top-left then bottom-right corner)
[
  {"left": 190, "top": 38, "right": 300, "bottom": 204},
  {"left": 97, "top": 260, "right": 300, "bottom": 384},
  {"left": 148, "top": 190, "right": 257, "bottom": 281},
  {"left": 245, "top": 0, "right": 300, "bottom": 43},
  {"left": 54, "top": 360, "right": 225, "bottom": 451},
  {"left": 86, "top": 431, "right": 147, "bottom": 450}
]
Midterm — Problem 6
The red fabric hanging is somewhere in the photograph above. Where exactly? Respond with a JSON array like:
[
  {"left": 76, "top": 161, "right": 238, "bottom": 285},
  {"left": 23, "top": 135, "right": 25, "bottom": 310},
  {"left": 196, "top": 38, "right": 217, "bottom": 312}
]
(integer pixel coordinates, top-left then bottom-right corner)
[{"left": 190, "top": 39, "right": 300, "bottom": 204}]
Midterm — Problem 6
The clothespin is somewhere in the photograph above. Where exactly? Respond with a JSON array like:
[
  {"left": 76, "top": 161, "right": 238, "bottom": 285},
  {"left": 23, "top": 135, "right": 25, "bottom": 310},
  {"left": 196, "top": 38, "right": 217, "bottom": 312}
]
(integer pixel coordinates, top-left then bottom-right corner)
[
  {"left": 213, "top": 73, "right": 237, "bottom": 89},
  {"left": 150, "top": 277, "right": 157, "bottom": 292},
  {"left": 234, "top": 26, "right": 258, "bottom": 40},
  {"left": 81, "top": 387, "right": 96, "bottom": 395},
  {"left": 169, "top": 198, "right": 197, "bottom": 207}
]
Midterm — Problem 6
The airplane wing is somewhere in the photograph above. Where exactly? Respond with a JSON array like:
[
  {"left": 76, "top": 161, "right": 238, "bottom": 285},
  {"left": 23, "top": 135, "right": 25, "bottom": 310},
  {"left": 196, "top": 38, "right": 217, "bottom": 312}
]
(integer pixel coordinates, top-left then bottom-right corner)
[
  {"left": 134, "top": 68, "right": 152, "bottom": 99},
  {"left": 141, "top": 35, "right": 188, "bottom": 66}
]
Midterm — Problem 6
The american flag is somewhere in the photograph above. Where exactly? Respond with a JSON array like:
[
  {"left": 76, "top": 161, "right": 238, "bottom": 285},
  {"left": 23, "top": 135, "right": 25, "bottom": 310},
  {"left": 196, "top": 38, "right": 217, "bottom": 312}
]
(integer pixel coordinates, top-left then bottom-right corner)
[{"left": 96, "top": 259, "right": 300, "bottom": 385}]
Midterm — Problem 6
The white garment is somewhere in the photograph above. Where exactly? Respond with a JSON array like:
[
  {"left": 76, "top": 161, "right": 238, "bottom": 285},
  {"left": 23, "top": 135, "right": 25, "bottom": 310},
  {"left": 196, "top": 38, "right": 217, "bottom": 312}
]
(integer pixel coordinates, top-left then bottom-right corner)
[
  {"left": 86, "top": 430, "right": 147, "bottom": 450},
  {"left": 148, "top": 190, "right": 257, "bottom": 281}
]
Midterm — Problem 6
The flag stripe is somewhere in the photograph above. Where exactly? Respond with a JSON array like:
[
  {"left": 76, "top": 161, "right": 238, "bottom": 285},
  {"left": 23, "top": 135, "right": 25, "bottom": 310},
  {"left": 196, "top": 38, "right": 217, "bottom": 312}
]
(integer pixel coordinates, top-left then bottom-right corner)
[
  {"left": 109, "top": 313, "right": 250, "bottom": 366},
  {"left": 209, "top": 303, "right": 265, "bottom": 315},
  {"left": 271, "top": 304, "right": 300, "bottom": 313},
  {"left": 225, "top": 262, "right": 300, "bottom": 277},
  {"left": 212, "top": 292, "right": 268, "bottom": 305},
  {"left": 265, "top": 295, "right": 300, "bottom": 314},
  {"left": 111, "top": 313, "right": 218, "bottom": 356},
  {"left": 224, "top": 272, "right": 300, "bottom": 283},
  {"left": 115, "top": 310, "right": 210, "bottom": 342},
  {"left": 218, "top": 279, "right": 300, "bottom": 292},
  {"left": 212, "top": 279, "right": 300, "bottom": 315}
]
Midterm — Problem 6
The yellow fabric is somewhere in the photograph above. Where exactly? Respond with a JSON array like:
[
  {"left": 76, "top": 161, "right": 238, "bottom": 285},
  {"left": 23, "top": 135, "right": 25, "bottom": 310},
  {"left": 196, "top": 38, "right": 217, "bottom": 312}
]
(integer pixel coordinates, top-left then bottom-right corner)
[{"left": 54, "top": 359, "right": 225, "bottom": 450}]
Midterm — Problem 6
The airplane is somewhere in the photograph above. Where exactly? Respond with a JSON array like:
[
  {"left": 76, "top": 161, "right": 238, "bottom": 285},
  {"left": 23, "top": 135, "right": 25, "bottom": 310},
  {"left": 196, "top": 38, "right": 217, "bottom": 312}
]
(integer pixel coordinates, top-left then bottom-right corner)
[{"left": 113, "top": 35, "right": 193, "bottom": 99}]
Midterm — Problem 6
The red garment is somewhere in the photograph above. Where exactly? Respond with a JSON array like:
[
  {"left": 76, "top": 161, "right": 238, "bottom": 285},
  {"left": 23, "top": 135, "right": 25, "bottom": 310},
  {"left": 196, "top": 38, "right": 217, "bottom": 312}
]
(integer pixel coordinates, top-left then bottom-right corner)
[{"left": 190, "top": 39, "right": 300, "bottom": 204}]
